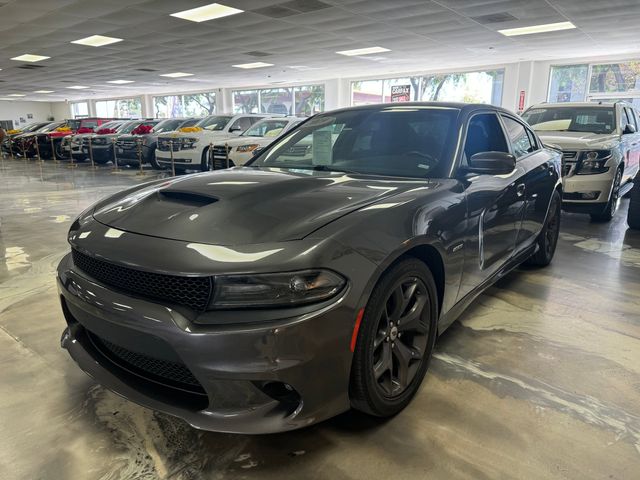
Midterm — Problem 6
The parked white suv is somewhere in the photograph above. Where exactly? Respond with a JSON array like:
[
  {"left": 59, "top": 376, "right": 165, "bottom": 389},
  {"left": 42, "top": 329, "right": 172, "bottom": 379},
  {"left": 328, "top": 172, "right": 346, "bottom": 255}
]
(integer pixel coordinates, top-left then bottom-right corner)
[
  {"left": 522, "top": 102, "right": 639, "bottom": 221},
  {"left": 155, "top": 113, "right": 272, "bottom": 171},
  {"left": 204, "top": 117, "right": 306, "bottom": 170}
]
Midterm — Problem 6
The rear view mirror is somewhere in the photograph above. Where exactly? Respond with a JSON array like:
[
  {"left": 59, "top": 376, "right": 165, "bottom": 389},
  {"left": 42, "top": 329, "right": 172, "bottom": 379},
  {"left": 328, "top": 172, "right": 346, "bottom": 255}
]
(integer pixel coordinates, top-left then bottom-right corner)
[
  {"left": 467, "top": 151, "right": 516, "bottom": 175},
  {"left": 623, "top": 123, "right": 636, "bottom": 135}
]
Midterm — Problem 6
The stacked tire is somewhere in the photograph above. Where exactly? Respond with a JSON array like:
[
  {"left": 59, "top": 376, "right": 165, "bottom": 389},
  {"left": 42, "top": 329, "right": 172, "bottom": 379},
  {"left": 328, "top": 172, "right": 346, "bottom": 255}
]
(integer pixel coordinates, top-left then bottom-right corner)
[{"left": 628, "top": 173, "right": 640, "bottom": 230}]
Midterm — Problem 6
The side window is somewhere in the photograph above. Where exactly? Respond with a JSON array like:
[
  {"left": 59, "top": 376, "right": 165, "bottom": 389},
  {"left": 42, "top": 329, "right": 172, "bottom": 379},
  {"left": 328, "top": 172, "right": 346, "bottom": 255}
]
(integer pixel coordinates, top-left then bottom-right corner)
[
  {"left": 463, "top": 113, "right": 509, "bottom": 164},
  {"left": 526, "top": 128, "right": 539, "bottom": 150},
  {"left": 501, "top": 115, "right": 535, "bottom": 159},
  {"left": 230, "top": 117, "right": 253, "bottom": 132},
  {"left": 620, "top": 107, "right": 630, "bottom": 130}
]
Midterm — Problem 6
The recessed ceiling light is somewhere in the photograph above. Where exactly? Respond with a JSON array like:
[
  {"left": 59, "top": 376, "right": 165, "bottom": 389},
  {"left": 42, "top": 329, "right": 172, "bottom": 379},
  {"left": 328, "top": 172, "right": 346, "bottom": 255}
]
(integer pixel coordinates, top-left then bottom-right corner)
[
  {"left": 170, "top": 3, "right": 243, "bottom": 22},
  {"left": 67, "top": 85, "right": 90, "bottom": 89},
  {"left": 232, "top": 62, "right": 274, "bottom": 69},
  {"left": 107, "top": 80, "right": 135, "bottom": 84},
  {"left": 34, "top": 90, "right": 55, "bottom": 93},
  {"left": 71, "top": 35, "right": 123, "bottom": 47},
  {"left": 11, "top": 54, "right": 50, "bottom": 62},
  {"left": 288, "top": 65, "right": 322, "bottom": 71},
  {"left": 159, "top": 72, "right": 194, "bottom": 78},
  {"left": 336, "top": 46, "right": 390, "bottom": 56},
  {"left": 8, "top": 94, "right": 26, "bottom": 97},
  {"left": 498, "top": 21, "right": 576, "bottom": 36}
]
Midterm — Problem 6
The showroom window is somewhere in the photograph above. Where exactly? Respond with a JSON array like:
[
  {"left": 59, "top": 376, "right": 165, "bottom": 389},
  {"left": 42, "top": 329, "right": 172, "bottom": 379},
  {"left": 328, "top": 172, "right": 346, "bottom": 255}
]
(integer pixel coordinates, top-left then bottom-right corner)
[
  {"left": 153, "top": 92, "right": 217, "bottom": 118},
  {"left": 548, "top": 61, "right": 640, "bottom": 107},
  {"left": 351, "top": 70, "right": 504, "bottom": 106},
  {"left": 232, "top": 85, "right": 325, "bottom": 115},
  {"left": 95, "top": 98, "right": 142, "bottom": 118},
  {"left": 71, "top": 102, "right": 89, "bottom": 118},
  {"left": 547, "top": 64, "right": 588, "bottom": 103}
]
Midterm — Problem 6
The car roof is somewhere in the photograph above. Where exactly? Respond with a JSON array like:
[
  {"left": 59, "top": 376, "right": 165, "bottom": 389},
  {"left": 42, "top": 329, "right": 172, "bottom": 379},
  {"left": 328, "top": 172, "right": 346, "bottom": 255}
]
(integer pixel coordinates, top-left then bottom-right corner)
[
  {"left": 318, "top": 101, "right": 516, "bottom": 117},
  {"left": 527, "top": 102, "right": 621, "bottom": 109}
]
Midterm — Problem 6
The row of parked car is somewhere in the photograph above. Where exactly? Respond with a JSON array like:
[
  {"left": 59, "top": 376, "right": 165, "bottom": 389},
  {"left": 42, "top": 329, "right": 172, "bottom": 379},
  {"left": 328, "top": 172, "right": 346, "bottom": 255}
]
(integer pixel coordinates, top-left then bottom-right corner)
[{"left": 1, "top": 113, "right": 306, "bottom": 172}]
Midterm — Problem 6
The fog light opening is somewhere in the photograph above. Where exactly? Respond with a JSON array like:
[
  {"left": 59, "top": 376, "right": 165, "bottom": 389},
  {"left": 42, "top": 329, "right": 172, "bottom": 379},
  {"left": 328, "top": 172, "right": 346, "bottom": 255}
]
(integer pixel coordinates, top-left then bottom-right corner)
[{"left": 258, "top": 381, "right": 302, "bottom": 416}]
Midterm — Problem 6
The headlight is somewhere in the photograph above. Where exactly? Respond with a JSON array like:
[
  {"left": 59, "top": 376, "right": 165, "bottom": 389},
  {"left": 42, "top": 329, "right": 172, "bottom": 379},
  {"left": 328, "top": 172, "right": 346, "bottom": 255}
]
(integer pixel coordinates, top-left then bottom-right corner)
[
  {"left": 236, "top": 144, "right": 260, "bottom": 153},
  {"left": 577, "top": 150, "right": 612, "bottom": 175},
  {"left": 209, "top": 269, "right": 346, "bottom": 309},
  {"left": 181, "top": 137, "right": 198, "bottom": 149}
]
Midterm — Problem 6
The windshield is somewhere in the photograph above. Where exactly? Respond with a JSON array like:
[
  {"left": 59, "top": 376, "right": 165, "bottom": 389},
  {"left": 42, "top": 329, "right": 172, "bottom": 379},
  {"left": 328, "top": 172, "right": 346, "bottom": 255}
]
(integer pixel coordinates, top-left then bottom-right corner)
[
  {"left": 250, "top": 107, "right": 459, "bottom": 178},
  {"left": 99, "top": 121, "right": 120, "bottom": 130},
  {"left": 118, "top": 121, "right": 142, "bottom": 134},
  {"left": 180, "top": 118, "right": 200, "bottom": 128},
  {"left": 242, "top": 119, "right": 290, "bottom": 137},
  {"left": 153, "top": 119, "right": 183, "bottom": 133},
  {"left": 522, "top": 106, "right": 616, "bottom": 134},
  {"left": 36, "top": 122, "right": 64, "bottom": 133},
  {"left": 197, "top": 115, "right": 232, "bottom": 131}
]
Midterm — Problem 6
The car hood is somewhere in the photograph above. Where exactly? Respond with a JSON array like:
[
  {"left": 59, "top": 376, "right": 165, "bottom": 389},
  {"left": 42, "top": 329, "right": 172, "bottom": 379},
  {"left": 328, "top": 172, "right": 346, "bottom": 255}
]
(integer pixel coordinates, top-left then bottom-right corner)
[
  {"left": 160, "top": 130, "right": 236, "bottom": 140},
  {"left": 536, "top": 131, "right": 619, "bottom": 150},
  {"left": 92, "top": 168, "right": 421, "bottom": 245},
  {"left": 221, "top": 135, "right": 273, "bottom": 147}
]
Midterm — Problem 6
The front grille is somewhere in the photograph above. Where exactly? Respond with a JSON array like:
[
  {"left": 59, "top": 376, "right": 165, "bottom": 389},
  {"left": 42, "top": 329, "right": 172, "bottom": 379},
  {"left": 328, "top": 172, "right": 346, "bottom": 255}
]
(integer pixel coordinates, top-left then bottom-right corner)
[
  {"left": 561, "top": 150, "right": 578, "bottom": 177},
  {"left": 212, "top": 145, "right": 231, "bottom": 158},
  {"left": 158, "top": 139, "right": 182, "bottom": 151},
  {"left": 72, "top": 249, "right": 212, "bottom": 311},
  {"left": 117, "top": 140, "right": 138, "bottom": 149},
  {"left": 87, "top": 330, "right": 206, "bottom": 394}
]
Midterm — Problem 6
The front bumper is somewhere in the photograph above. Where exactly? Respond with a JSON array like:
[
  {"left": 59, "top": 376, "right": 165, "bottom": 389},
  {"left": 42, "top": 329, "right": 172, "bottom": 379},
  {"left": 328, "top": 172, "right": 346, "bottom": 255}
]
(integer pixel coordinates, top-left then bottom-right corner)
[
  {"left": 561, "top": 171, "right": 614, "bottom": 209},
  {"left": 57, "top": 242, "right": 366, "bottom": 433},
  {"left": 156, "top": 147, "right": 201, "bottom": 167}
]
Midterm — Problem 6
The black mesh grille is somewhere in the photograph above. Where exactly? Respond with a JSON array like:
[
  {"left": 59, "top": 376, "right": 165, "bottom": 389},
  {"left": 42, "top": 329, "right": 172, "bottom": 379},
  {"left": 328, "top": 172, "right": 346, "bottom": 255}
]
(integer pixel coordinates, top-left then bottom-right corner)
[
  {"left": 87, "top": 331, "right": 205, "bottom": 394},
  {"left": 72, "top": 249, "right": 212, "bottom": 311}
]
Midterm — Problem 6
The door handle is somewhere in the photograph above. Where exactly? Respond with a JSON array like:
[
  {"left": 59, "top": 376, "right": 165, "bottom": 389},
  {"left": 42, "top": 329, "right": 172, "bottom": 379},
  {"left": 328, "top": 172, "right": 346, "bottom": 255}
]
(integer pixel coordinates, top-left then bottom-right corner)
[{"left": 516, "top": 183, "right": 526, "bottom": 197}]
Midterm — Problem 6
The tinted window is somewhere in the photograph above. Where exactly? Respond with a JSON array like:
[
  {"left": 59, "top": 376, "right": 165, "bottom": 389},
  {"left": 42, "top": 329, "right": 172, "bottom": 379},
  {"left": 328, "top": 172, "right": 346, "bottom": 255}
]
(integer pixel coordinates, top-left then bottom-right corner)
[
  {"left": 522, "top": 106, "right": 615, "bottom": 134},
  {"left": 252, "top": 107, "right": 459, "bottom": 178},
  {"left": 464, "top": 113, "right": 508, "bottom": 162},
  {"left": 501, "top": 116, "right": 535, "bottom": 158}
]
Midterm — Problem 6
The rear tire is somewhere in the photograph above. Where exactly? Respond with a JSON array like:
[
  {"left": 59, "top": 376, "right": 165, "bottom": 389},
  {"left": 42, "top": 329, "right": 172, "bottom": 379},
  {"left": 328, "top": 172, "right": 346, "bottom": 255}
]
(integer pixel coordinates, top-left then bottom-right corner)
[
  {"left": 350, "top": 258, "right": 438, "bottom": 417},
  {"left": 590, "top": 168, "right": 622, "bottom": 222},
  {"left": 526, "top": 190, "right": 561, "bottom": 267},
  {"left": 627, "top": 174, "right": 640, "bottom": 230}
]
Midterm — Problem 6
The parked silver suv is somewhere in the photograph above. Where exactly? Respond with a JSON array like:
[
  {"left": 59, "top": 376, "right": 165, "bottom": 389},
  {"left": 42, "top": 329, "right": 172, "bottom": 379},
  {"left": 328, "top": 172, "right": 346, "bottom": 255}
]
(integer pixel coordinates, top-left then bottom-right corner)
[{"left": 522, "top": 102, "right": 639, "bottom": 221}]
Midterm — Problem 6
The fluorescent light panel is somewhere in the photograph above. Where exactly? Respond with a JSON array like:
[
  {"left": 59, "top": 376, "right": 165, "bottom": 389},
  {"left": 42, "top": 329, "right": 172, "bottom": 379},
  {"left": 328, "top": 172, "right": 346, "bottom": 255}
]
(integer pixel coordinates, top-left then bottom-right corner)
[
  {"left": 71, "top": 35, "right": 123, "bottom": 47},
  {"left": 498, "top": 21, "right": 576, "bottom": 36},
  {"left": 34, "top": 90, "right": 55, "bottom": 93},
  {"left": 171, "top": 3, "right": 243, "bottom": 22},
  {"left": 232, "top": 62, "right": 274, "bottom": 69},
  {"left": 336, "top": 46, "right": 390, "bottom": 56},
  {"left": 67, "top": 85, "right": 89, "bottom": 89},
  {"left": 159, "top": 72, "right": 194, "bottom": 78},
  {"left": 8, "top": 94, "right": 26, "bottom": 97},
  {"left": 11, "top": 54, "right": 50, "bottom": 62},
  {"left": 107, "top": 80, "right": 135, "bottom": 84}
]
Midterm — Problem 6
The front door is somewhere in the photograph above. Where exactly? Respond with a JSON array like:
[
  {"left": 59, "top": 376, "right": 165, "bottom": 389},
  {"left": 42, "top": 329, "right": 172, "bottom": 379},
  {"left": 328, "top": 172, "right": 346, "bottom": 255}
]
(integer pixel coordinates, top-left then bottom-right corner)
[{"left": 457, "top": 112, "right": 527, "bottom": 301}]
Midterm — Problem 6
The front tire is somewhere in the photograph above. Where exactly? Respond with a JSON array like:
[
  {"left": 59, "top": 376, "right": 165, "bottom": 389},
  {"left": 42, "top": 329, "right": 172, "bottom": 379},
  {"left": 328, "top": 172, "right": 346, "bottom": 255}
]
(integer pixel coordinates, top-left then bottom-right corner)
[
  {"left": 201, "top": 147, "right": 212, "bottom": 172},
  {"left": 627, "top": 174, "right": 640, "bottom": 230},
  {"left": 590, "top": 168, "right": 622, "bottom": 222},
  {"left": 148, "top": 146, "right": 165, "bottom": 170},
  {"left": 526, "top": 190, "right": 561, "bottom": 266},
  {"left": 350, "top": 258, "right": 438, "bottom": 417}
]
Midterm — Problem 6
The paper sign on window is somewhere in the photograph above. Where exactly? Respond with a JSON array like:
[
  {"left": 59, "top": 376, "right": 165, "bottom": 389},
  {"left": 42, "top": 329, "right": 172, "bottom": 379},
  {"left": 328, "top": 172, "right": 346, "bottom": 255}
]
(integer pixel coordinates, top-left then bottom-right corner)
[{"left": 312, "top": 130, "right": 332, "bottom": 165}]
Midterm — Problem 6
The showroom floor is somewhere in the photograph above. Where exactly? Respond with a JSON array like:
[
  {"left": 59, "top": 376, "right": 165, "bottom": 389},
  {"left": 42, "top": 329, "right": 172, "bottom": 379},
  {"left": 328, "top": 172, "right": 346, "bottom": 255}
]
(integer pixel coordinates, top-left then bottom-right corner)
[{"left": 1, "top": 158, "right": 639, "bottom": 480}]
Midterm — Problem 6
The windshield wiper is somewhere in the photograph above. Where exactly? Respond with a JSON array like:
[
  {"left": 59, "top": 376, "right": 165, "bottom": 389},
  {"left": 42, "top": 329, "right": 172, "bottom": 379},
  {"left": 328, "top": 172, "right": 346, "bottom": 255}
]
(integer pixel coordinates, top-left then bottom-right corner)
[{"left": 309, "top": 165, "right": 359, "bottom": 174}]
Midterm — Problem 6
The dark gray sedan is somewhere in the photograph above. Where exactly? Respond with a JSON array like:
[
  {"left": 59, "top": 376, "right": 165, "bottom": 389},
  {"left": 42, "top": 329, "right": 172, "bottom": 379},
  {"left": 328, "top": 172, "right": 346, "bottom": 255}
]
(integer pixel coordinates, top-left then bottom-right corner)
[{"left": 58, "top": 103, "right": 562, "bottom": 433}]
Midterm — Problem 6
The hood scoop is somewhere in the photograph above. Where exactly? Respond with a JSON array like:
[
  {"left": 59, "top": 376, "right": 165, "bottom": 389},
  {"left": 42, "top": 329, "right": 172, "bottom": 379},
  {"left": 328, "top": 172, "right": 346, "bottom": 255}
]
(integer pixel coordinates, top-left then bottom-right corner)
[{"left": 159, "top": 190, "right": 218, "bottom": 207}]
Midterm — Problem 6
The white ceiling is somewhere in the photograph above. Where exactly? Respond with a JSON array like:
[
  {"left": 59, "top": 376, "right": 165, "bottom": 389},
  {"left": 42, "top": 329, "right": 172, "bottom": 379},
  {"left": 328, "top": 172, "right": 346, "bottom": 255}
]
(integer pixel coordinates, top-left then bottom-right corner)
[{"left": 1, "top": 0, "right": 640, "bottom": 102}]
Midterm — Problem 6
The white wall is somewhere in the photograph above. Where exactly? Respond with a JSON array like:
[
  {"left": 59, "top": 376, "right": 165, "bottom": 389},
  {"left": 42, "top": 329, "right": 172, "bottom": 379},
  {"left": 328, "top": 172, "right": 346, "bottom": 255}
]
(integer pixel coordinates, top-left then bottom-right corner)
[
  {"left": 51, "top": 102, "right": 71, "bottom": 121},
  {"left": 0, "top": 101, "right": 56, "bottom": 128}
]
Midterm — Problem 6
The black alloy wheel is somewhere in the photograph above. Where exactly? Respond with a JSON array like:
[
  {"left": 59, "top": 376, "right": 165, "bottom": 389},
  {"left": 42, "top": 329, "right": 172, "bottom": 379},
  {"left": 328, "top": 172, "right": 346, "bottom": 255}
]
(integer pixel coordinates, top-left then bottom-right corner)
[
  {"left": 350, "top": 258, "right": 438, "bottom": 417},
  {"left": 526, "top": 190, "right": 561, "bottom": 266}
]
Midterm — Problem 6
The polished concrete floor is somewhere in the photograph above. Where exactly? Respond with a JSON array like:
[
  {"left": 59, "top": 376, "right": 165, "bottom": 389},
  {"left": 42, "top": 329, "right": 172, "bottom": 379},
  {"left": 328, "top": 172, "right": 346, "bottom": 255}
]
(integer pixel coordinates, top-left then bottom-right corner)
[{"left": 1, "top": 157, "right": 639, "bottom": 480}]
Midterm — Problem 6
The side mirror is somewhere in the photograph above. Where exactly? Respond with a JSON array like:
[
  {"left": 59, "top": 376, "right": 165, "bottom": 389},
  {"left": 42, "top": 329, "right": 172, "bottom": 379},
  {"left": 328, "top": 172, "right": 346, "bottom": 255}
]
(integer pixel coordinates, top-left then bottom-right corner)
[
  {"left": 623, "top": 123, "right": 636, "bottom": 135},
  {"left": 229, "top": 126, "right": 244, "bottom": 133},
  {"left": 466, "top": 151, "right": 516, "bottom": 175}
]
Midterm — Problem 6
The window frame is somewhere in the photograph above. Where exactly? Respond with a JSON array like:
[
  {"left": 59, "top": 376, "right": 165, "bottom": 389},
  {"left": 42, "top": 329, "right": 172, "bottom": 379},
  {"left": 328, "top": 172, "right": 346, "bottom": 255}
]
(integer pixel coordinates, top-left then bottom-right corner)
[
  {"left": 499, "top": 114, "right": 538, "bottom": 161},
  {"left": 457, "top": 110, "right": 510, "bottom": 172}
]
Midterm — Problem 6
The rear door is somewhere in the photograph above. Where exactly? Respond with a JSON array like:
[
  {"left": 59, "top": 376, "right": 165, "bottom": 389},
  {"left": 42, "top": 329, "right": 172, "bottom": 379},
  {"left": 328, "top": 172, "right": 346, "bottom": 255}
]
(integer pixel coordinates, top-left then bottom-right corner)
[
  {"left": 457, "top": 111, "right": 527, "bottom": 300},
  {"left": 500, "top": 114, "right": 556, "bottom": 252},
  {"left": 623, "top": 107, "right": 640, "bottom": 181}
]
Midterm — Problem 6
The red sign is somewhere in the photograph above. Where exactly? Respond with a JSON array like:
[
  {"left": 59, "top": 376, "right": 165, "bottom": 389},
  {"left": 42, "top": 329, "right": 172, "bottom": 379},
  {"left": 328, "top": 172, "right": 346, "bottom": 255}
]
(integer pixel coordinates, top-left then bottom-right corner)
[
  {"left": 518, "top": 90, "right": 526, "bottom": 111},
  {"left": 391, "top": 85, "right": 411, "bottom": 103}
]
